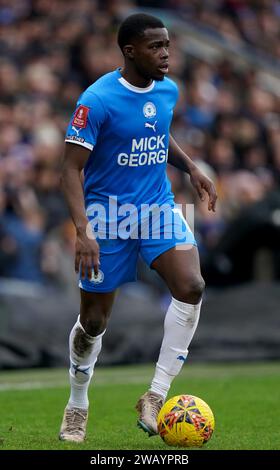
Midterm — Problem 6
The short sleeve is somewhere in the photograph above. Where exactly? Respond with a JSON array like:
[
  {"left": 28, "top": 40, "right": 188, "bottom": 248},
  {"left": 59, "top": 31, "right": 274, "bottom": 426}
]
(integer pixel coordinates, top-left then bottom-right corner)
[{"left": 65, "top": 91, "right": 106, "bottom": 151}]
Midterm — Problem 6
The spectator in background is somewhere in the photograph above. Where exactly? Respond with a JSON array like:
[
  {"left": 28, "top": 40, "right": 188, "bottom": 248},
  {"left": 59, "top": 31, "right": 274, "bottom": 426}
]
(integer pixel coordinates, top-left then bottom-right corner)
[
  {"left": 0, "top": 186, "right": 18, "bottom": 275},
  {"left": 1, "top": 187, "right": 45, "bottom": 282}
]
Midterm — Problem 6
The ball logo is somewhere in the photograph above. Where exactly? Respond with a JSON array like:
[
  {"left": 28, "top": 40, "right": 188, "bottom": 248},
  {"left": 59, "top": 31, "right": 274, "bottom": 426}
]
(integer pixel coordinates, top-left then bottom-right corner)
[
  {"left": 90, "top": 269, "right": 104, "bottom": 284},
  {"left": 143, "top": 102, "right": 156, "bottom": 118}
]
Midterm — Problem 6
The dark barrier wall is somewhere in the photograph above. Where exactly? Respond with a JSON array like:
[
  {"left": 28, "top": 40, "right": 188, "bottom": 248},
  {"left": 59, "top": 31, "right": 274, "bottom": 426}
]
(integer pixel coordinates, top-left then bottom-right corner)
[{"left": 0, "top": 280, "right": 279, "bottom": 369}]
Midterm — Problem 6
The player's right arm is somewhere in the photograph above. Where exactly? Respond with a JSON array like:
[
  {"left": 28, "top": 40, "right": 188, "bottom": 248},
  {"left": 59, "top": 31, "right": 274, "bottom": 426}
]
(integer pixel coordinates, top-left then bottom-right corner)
[
  {"left": 61, "top": 143, "right": 99, "bottom": 279},
  {"left": 62, "top": 91, "right": 106, "bottom": 279}
]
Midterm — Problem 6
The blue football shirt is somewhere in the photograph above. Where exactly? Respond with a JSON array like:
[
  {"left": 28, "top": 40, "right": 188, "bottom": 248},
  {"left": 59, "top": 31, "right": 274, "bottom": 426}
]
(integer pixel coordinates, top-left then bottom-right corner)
[{"left": 65, "top": 68, "right": 179, "bottom": 229}]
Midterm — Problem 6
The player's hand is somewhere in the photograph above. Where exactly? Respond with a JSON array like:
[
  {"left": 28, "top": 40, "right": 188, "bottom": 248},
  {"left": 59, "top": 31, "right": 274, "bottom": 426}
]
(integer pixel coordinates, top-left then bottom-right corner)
[
  {"left": 75, "top": 228, "right": 100, "bottom": 280},
  {"left": 189, "top": 166, "right": 217, "bottom": 212}
]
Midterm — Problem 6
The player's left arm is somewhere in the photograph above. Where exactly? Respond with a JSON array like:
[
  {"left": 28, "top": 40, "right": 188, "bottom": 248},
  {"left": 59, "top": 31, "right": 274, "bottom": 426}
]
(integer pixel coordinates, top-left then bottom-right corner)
[{"left": 168, "top": 134, "right": 217, "bottom": 212}]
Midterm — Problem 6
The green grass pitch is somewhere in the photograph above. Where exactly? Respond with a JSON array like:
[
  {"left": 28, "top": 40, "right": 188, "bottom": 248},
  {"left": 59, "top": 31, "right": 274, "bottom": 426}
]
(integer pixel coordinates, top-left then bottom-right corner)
[{"left": 0, "top": 362, "right": 279, "bottom": 450}]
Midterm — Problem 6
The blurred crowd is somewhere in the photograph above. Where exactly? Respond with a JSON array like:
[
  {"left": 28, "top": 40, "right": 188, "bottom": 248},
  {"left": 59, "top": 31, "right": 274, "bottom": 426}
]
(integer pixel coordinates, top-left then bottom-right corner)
[
  {"left": 139, "top": 0, "right": 280, "bottom": 61},
  {"left": 0, "top": 0, "right": 279, "bottom": 289}
]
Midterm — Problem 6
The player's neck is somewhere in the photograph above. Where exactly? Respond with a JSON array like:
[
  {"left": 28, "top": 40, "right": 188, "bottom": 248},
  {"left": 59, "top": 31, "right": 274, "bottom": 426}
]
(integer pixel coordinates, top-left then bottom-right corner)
[{"left": 120, "top": 67, "right": 153, "bottom": 88}]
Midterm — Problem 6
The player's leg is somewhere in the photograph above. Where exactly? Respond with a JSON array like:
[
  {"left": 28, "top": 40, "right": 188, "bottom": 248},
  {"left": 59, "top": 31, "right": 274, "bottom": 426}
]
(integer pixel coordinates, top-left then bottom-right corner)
[
  {"left": 137, "top": 204, "right": 202, "bottom": 435},
  {"left": 59, "top": 290, "right": 116, "bottom": 443},
  {"left": 136, "top": 246, "right": 204, "bottom": 435},
  {"left": 59, "top": 235, "right": 139, "bottom": 442},
  {"left": 138, "top": 245, "right": 204, "bottom": 435},
  {"left": 68, "top": 289, "right": 116, "bottom": 411},
  {"left": 151, "top": 245, "right": 204, "bottom": 386}
]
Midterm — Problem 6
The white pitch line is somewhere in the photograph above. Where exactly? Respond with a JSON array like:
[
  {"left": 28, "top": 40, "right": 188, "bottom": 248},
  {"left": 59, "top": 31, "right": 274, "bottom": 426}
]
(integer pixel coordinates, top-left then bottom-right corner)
[
  {"left": 0, "top": 375, "right": 152, "bottom": 392},
  {"left": 0, "top": 381, "right": 67, "bottom": 391},
  {"left": 0, "top": 363, "right": 279, "bottom": 392}
]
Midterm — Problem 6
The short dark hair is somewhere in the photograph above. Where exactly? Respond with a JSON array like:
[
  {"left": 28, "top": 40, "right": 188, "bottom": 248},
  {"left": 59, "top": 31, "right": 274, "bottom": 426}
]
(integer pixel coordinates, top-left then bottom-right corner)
[{"left": 117, "top": 13, "right": 165, "bottom": 51}]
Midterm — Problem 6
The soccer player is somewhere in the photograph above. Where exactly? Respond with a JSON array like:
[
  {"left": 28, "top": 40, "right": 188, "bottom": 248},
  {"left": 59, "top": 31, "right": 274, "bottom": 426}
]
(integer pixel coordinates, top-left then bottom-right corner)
[{"left": 59, "top": 13, "right": 217, "bottom": 442}]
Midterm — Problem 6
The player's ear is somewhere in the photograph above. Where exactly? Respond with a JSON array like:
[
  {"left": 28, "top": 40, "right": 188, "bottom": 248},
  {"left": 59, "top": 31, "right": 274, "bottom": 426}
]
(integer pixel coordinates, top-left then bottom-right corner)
[{"left": 123, "top": 45, "right": 134, "bottom": 59}]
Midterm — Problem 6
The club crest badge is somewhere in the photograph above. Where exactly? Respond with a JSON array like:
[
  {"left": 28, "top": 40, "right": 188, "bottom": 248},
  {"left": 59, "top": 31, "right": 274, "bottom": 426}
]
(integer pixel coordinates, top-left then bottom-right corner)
[
  {"left": 143, "top": 102, "right": 156, "bottom": 118},
  {"left": 90, "top": 269, "right": 104, "bottom": 284}
]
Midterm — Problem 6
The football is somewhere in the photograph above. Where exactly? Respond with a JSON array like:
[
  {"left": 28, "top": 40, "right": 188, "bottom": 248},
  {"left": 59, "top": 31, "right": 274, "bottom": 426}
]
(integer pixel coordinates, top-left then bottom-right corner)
[{"left": 157, "top": 394, "right": 215, "bottom": 447}]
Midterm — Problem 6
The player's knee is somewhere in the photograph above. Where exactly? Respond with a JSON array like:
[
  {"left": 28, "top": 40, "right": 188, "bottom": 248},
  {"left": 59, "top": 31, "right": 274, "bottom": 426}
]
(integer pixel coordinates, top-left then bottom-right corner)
[
  {"left": 83, "top": 317, "right": 107, "bottom": 337},
  {"left": 173, "top": 275, "right": 205, "bottom": 304},
  {"left": 80, "top": 297, "right": 111, "bottom": 336},
  {"left": 82, "top": 315, "right": 107, "bottom": 337}
]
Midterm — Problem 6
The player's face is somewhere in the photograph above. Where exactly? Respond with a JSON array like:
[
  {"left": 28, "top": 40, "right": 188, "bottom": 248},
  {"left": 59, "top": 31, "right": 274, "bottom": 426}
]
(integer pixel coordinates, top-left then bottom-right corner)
[{"left": 133, "top": 28, "right": 170, "bottom": 81}]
